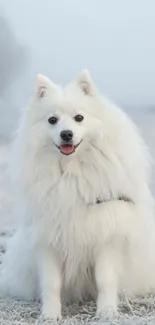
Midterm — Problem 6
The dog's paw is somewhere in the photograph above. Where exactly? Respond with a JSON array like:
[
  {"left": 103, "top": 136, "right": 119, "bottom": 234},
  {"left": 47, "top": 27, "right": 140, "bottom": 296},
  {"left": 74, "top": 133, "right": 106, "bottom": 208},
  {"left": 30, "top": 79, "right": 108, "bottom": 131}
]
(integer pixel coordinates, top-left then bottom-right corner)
[
  {"left": 39, "top": 305, "right": 62, "bottom": 323},
  {"left": 40, "top": 312, "right": 62, "bottom": 322},
  {"left": 97, "top": 307, "right": 119, "bottom": 319},
  {"left": 96, "top": 303, "right": 118, "bottom": 319},
  {"left": 37, "top": 313, "right": 62, "bottom": 324}
]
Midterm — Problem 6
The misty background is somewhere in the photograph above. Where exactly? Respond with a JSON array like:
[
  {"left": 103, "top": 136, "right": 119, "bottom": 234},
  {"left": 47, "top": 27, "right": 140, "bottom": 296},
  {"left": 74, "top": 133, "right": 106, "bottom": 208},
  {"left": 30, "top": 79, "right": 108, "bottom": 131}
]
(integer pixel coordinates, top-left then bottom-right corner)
[
  {"left": 0, "top": 0, "right": 155, "bottom": 141},
  {"left": 1, "top": 2, "right": 155, "bottom": 324}
]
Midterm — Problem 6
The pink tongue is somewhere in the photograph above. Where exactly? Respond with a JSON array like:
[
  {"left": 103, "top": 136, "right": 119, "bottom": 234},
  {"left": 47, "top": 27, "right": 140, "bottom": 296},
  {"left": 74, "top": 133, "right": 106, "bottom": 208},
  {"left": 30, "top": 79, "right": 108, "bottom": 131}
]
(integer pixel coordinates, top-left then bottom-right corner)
[{"left": 60, "top": 144, "right": 74, "bottom": 155}]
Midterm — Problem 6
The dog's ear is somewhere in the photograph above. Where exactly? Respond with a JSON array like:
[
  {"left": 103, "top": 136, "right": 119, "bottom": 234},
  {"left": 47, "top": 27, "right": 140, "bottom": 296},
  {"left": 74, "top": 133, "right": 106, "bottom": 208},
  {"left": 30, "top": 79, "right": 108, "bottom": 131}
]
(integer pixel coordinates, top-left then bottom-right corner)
[
  {"left": 76, "top": 69, "right": 97, "bottom": 96},
  {"left": 35, "top": 74, "right": 58, "bottom": 99}
]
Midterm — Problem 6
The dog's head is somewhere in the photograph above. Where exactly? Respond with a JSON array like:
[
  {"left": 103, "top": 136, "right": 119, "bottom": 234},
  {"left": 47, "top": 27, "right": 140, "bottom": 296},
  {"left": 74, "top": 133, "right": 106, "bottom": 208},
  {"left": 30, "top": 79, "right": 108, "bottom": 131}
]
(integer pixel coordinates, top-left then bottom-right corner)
[{"left": 26, "top": 70, "right": 108, "bottom": 158}]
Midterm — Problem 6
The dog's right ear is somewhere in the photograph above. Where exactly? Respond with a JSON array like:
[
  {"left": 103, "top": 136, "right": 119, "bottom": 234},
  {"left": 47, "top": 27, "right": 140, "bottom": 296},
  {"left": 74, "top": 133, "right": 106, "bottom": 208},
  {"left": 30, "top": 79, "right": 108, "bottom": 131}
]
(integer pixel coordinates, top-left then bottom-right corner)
[{"left": 35, "top": 74, "right": 58, "bottom": 99}]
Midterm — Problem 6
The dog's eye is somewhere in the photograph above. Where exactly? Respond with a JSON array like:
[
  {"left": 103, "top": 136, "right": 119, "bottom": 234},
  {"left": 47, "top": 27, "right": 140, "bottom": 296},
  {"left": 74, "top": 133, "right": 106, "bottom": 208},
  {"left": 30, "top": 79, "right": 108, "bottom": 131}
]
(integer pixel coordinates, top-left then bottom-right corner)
[
  {"left": 74, "top": 115, "right": 84, "bottom": 122},
  {"left": 48, "top": 116, "right": 58, "bottom": 125}
]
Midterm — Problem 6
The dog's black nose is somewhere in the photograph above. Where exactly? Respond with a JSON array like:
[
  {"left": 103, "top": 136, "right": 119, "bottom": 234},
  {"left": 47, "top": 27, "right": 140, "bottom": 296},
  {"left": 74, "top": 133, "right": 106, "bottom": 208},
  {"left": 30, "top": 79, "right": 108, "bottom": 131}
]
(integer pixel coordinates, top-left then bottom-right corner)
[{"left": 60, "top": 130, "right": 73, "bottom": 142}]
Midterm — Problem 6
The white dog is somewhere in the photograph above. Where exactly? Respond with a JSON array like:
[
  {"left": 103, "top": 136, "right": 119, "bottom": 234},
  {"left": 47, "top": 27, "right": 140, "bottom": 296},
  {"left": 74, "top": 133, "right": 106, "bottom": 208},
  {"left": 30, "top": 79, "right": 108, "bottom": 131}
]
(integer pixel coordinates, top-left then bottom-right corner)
[{"left": 1, "top": 70, "right": 155, "bottom": 321}]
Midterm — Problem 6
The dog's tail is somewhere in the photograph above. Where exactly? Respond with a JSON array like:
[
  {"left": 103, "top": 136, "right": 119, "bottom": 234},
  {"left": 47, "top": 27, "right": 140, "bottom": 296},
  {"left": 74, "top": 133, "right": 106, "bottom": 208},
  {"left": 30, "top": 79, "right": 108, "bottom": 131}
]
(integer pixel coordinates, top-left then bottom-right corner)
[{"left": 0, "top": 229, "right": 38, "bottom": 299}]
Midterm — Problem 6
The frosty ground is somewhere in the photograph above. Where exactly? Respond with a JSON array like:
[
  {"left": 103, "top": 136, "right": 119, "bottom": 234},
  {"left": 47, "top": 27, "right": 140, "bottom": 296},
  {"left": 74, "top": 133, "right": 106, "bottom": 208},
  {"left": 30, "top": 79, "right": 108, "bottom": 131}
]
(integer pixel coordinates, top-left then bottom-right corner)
[{"left": 0, "top": 109, "right": 155, "bottom": 324}]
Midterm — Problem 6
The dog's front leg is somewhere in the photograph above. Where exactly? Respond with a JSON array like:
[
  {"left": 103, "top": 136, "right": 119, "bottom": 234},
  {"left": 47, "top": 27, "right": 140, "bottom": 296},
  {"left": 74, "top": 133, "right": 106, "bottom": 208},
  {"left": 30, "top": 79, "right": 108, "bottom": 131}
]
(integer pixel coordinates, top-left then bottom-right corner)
[
  {"left": 38, "top": 244, "right": 62, "bottom": 321},
  {"left": 95, "top": 242, "right": 120, "bottom": 318}
]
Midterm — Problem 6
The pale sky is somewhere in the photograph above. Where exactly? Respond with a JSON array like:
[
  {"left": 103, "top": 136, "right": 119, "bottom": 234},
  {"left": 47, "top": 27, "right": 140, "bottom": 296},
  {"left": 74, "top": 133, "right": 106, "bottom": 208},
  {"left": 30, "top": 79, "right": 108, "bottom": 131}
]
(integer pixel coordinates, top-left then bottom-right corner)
[{"left": 1, "top": 0, "right": 155, "bottom": 110}]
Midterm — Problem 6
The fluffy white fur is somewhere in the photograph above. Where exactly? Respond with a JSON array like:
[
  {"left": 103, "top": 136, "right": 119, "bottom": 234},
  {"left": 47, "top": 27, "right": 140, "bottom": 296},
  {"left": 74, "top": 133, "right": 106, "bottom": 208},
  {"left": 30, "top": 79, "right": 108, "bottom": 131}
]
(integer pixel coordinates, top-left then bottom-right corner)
[{"left": 1, "top": 70, "right": 155, "bottom": 321}]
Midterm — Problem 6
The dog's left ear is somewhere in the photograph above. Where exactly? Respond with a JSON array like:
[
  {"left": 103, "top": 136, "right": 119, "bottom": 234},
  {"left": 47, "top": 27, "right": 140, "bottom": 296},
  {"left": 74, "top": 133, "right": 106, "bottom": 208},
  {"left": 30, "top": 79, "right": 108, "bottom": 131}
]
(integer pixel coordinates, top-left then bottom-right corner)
[{"left": 76, "top": 69, "right": 97, "bottom": 96}]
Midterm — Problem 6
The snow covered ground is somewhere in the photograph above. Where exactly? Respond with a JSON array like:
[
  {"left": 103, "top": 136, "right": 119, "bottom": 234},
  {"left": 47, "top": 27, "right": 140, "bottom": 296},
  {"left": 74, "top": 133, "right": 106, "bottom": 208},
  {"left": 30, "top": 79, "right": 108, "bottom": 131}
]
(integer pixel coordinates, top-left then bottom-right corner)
[{"left": 0, "top": 109, "right": 155, "bottom": 324}]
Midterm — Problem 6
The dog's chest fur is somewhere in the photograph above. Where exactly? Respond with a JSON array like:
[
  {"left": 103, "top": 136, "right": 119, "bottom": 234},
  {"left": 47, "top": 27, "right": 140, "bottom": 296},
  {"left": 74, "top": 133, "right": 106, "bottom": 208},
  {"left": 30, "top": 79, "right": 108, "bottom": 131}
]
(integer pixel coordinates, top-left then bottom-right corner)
[
  {"left": 25, "top": 153, "right": 108, "bottom": 258},
  {"left": 25, "top": 148, "right": 131, "bottom": 253}
]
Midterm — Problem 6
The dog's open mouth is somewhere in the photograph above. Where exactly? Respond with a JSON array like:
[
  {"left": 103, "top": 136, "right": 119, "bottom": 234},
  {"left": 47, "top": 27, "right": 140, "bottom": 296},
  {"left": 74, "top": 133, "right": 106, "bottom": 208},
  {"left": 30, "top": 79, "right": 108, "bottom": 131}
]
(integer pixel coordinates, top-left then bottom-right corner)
[
  {"left": 56, "top": 141, "right": 82, "bottom": 155},
  {"left": 60, "top": 144, "right": 75, "bottom": 155}
]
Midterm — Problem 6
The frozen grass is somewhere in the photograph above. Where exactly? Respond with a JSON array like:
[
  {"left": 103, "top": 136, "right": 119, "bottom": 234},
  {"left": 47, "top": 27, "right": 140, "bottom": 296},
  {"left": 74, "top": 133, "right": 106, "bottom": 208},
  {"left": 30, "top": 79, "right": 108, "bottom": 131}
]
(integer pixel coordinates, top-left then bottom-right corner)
[{"left": 0, "top": 295, "right": 155, "bottom": 325}]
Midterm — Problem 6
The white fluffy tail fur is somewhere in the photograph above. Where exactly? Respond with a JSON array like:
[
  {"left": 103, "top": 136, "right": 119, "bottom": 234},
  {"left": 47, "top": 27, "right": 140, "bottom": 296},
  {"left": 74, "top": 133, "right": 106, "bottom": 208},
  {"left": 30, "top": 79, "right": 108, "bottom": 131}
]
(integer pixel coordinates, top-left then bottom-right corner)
[{"left": 0, "top": 228, "right": 38, "bottom": 299}]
